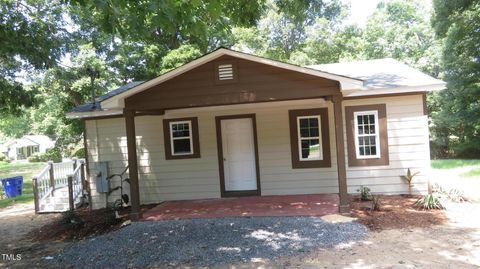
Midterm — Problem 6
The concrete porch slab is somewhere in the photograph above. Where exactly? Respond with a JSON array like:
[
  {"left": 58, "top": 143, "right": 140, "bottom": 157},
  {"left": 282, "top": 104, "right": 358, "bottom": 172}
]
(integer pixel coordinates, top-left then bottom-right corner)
[{"left": 142, "top": 194, "right": 339, "bottom": 221}]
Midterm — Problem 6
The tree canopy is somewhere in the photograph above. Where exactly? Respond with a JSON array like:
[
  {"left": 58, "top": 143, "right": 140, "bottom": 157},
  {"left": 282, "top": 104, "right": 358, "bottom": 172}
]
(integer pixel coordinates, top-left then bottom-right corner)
[{"left": 0, "top": 0, "right": 478, "bottom": 158}]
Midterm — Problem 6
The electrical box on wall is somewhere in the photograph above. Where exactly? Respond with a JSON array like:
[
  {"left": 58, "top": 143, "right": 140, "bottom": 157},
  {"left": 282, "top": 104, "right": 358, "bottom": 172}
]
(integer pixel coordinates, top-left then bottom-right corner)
[{"left": 94, "top": 161, "right": 109, "bottom": 193}]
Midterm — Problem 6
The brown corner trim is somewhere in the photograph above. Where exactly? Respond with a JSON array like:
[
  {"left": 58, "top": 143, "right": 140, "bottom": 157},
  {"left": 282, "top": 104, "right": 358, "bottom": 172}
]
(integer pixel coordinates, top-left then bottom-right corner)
[
  {"left": 288, "top": 108, "right": 332, "bottom": 169},
  {"left": 215, "top": 114, "right": 261, "bottom": 197},
  {"left": 163, "top": 117, "right": 201, "bottom": 160},
  {"left": 422, "top": 92, "right": 428, "bottom": 115},
  {"left": 345, "top": 104, "right": 389, "bottom": 167}
]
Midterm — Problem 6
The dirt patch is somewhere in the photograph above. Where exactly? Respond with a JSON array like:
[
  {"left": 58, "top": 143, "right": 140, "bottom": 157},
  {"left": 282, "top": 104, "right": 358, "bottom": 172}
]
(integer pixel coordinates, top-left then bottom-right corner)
[
  {"left": 350, "top": 195, "right": 448, "bottom": 231},
  {"left": 30, "top": 205, "right": 157, "bottom": 242}
]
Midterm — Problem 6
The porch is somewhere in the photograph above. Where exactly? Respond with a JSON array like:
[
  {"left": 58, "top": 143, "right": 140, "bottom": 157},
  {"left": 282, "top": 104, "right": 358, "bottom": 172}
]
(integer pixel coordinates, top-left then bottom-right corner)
[{"left": 142, "top": 194, "right": 339, "bottom": 221}]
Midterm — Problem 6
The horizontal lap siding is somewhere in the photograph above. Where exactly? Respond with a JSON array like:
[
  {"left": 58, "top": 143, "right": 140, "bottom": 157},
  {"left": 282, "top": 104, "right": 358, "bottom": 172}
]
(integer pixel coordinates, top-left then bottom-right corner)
[
  {"left": 85, "top": 100, "right": 339, "bottom": 208},
  {"left": 344, "top": 95, "right": 430, "bottom": 195}
]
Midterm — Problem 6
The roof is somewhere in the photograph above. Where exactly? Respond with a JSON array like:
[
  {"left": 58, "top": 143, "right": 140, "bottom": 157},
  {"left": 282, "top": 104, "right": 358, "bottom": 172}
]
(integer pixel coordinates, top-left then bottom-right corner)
[
  {"left": 70, "top": 81, "right": 145, "bottom": 113},
  {"left": 308, "top": 58, "right": 445, "bottom": 94},
  {"left": 5, "top": 135, "right": 55, "bottom": 148},
  {"left": 67, "top": 48, "right": 445, "bottom": 119}
]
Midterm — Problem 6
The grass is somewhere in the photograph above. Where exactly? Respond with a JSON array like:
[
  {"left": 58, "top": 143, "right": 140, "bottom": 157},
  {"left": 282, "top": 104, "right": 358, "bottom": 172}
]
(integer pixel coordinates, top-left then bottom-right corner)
[
  {"left": 431, "top": 159, "right": 480, "bottom": 169},
  {"left": 0, "top": 161, "right": 47, "bottom": 208},
  {"left": 431, "top": 159, "right": 480, "bottom": 178}
]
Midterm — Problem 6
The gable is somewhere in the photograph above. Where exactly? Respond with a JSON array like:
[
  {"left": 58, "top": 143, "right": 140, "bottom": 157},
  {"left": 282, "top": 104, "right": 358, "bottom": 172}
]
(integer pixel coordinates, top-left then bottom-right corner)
[{"left": 125, "top": 55, "right": 341, "bottom": 111}]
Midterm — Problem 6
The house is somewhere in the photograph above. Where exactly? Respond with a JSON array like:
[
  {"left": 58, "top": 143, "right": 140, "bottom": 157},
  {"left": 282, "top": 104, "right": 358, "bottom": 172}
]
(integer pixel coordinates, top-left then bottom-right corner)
[
  {"left": 3, "top": 135, "right": 55, "bottom": 160},
  {"left": 66, "top": 48, "right": 445, "bottom": 218}
]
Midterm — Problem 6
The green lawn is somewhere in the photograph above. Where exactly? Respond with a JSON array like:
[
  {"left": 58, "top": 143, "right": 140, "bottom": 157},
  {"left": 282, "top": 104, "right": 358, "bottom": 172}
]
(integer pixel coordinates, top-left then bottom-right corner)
[
  {"left": 431, "top": 159, "right": 480, "bottom": 178},
  {"left": 0, "top": 161, "right": 47, "bottom": 208}
]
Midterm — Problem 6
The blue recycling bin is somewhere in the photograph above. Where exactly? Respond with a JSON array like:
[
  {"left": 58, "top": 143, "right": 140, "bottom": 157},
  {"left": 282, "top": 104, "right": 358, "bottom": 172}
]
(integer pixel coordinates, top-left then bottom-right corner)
[{"left": 1, "top": 176, "right": 23, "bottom": 198}]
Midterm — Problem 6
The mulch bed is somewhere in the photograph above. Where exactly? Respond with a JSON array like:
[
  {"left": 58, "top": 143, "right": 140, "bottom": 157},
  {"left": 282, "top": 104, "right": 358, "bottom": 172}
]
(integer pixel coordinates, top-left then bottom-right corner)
[
  {"left": 29, "top": 205, "right": 156, "bottom": 242},
  {"left": 350, "top": 195, "right": 448, "bottom": 231}
]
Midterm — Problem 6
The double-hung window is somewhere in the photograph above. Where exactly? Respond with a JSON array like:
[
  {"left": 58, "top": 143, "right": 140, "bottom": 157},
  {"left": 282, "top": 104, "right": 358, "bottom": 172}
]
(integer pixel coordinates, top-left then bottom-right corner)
[
  {"left": 354, "top": 111, "right": 380, "bottom": 159},
  {"left": 289, "top": 108, "right": 331, "bottom": 168},
  {"left": 170, "top": 121, "right": 193, "bottom": 155},
  {"left": 297, "top": 116, "right": 322, "bottom": 160},
  {"left": 345, "top": 104, "right": 389, "bottom": 167},
  {"left": 163, "top": 117, "right": 200, "bottom": 160}
]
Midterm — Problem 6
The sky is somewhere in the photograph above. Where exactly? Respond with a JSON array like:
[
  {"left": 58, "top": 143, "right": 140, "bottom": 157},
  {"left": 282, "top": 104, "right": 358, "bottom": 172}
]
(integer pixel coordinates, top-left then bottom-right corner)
[{"left": 342, "top": 0, "right": 382, "bottom": 27}]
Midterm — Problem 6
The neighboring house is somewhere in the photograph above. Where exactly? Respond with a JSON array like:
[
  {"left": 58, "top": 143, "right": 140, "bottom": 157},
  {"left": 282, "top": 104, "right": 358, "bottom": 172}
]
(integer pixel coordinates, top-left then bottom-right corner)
[
  {"left": 3, "top": 135, "right": 55, "bottom": 160},
  {"left": 66, "top": 48, "right": 445, "bottom": 217}
]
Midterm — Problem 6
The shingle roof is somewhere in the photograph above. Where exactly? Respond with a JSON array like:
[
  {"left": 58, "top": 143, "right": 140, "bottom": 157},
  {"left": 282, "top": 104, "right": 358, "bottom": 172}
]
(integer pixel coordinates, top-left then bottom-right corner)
[
  {"left": 308, "top": 58, "right": 444, "bottom": 89},
  {"left": 69, "top": 81, "right": 145, "bottom": 113}
]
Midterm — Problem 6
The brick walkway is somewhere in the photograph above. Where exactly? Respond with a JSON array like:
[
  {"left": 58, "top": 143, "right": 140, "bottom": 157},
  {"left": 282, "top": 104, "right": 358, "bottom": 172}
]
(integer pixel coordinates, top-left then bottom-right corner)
[{"left": 142, "top": 194, "right": 339, "bottom": 221}]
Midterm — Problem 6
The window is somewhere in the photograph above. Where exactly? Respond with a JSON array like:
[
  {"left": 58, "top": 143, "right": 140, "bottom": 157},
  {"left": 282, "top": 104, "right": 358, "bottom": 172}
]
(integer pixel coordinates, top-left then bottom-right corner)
[
  {"left": 170, "top": 121, "right": 193, "bottom": 155},
  {"left": 163, "top": 117, "right": 200, "bottom": 160},
  {"left": 354, "top": 111, "right": 380, "bottom": 159},
  {"left": 289, "top": 108, "right": 331, "bottom": 168},
  {"left": 297, "top": 116, "right": 322, "bottom": 160},
  {"left": 345, "top": 104, "right": 389, "bottom": 167}
]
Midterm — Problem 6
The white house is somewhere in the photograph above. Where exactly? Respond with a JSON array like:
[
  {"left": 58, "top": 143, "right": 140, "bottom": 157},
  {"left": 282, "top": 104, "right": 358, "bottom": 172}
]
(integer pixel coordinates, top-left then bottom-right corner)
[
  {"left": 66, "top": 48, "right": 445, "bottom": 218},
  {"left": 3, "top": 135, "right": 55, "bottom": 160}
]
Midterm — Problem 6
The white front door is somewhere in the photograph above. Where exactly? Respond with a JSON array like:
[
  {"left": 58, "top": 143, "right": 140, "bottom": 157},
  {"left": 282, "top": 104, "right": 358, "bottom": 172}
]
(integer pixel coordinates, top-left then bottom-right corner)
[{"left": 221, "top": 118, "right": 257, "bottom": 191}]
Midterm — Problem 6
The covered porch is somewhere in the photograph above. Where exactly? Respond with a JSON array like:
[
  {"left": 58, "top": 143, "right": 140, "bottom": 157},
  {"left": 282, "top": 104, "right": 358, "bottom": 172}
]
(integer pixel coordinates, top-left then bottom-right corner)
[{"left": 142, "top": 194, "right": 340, "bottom": 221}]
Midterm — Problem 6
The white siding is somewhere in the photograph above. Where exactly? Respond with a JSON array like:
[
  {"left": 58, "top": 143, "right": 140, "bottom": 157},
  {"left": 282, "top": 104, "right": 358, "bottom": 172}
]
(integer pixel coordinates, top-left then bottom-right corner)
[
  {"left": 85, "top": 95, "right": 430, "bottom": 208},
  {"left": 344, "top": 95, "right": 430, "bottom": 195}
]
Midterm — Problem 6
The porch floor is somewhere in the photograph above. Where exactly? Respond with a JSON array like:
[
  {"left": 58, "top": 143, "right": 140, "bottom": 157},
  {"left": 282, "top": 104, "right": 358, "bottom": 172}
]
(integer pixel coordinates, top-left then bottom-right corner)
[{"left": 142, "top": 194, "right": 339, "bottom": 221}]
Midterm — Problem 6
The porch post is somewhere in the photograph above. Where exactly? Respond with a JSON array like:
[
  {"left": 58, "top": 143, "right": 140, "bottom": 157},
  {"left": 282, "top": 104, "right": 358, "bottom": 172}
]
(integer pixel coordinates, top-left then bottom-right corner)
[
  {"left": 332, "top": 95, "right": 350, "bottom": 213},
  {"left": 124, "top": 109, "right": 141, "bottom": 220}
]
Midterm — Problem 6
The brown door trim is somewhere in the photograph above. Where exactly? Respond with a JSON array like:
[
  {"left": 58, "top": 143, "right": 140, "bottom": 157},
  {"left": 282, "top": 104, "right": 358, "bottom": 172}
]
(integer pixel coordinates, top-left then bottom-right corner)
[{"left": 215, "top": 114, "right": 261, "bottom": 197}]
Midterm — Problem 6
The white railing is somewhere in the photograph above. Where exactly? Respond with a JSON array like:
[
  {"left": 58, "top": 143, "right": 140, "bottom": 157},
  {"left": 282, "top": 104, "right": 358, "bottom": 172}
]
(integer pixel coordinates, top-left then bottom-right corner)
[
  {"left": 32, "top": 158, "right": 87, "bottom": 213},
  {"left": 68, "top": 162, "right": 85, "bottom": 210}
]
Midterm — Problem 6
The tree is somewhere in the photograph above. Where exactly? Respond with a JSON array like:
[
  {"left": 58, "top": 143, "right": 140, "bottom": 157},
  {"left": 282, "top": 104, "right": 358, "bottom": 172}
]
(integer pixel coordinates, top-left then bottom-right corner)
[
  {"left": 431, "top": 0, "right": 480, "bottom": 157},
  {"left": 0, "top": 0, "right": 71, "bottom": 114}
]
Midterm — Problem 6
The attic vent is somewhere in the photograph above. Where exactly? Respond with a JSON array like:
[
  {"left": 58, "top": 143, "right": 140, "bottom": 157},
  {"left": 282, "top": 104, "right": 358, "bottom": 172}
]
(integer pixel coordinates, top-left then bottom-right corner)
[{"left": 218, "top": 64, "right": 234, "bottom": 80}]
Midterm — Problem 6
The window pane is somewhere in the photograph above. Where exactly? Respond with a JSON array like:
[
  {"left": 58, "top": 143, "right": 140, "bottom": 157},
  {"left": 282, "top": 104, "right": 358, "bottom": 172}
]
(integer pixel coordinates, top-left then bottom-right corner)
[
  {"left": 308, "top": 118, "right": 319, "bottom": 127},
  {"left": 172, "top": 123, "right": 190, "bottom": 137},
  {"left": 301, "top": 139, "right": 320, "bottom": 159},
  {"left": 369, "top": 123, "right": 376, "bottom": 134},
  {"left": 357, "top": 115, "right": 363, "bottom": 124},
  {"left": 173, "top": 139, "right": 191, "bottom": 154},
  {"left": 299, "top": 118, "right": 309, "bottom": 128},
  {"left": 369, "top": 115, "right": 375, "bottom": 123},
  {"left": 358, "top": 137, "right": 365, "bottom": 146},
  {"left": 358, "top": 125, "right": 363, "bottom": 135},
  {"left": 310, "top": 127, "right": 319, "bottom": 137},
  {"left": 300, "top": 128, "right": 310, "bottom": 138},
  {"left": 371, "top": 146, "right": 377, "bottom": 155},
  {"left": 359, "top": 147, "right": 365, "bottom": 156}
]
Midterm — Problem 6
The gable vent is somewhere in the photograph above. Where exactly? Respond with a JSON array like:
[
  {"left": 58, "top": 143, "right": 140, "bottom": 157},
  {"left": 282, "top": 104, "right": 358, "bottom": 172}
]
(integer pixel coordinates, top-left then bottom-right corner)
[{"left": 217, "top": 64, "right": 234, "bottom": 80}]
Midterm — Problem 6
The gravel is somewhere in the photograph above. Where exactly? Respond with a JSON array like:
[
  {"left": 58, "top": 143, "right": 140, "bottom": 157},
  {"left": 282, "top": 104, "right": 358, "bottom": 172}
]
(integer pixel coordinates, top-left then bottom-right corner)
[{"left": 47, "top": 217, "right": 368, "bottom": 268}]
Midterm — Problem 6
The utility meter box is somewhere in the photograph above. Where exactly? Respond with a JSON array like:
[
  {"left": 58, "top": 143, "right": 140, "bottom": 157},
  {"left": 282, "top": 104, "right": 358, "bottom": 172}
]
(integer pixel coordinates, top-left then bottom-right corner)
[{"left": 94, "top": 161, "right": 109, "bottom": 193}]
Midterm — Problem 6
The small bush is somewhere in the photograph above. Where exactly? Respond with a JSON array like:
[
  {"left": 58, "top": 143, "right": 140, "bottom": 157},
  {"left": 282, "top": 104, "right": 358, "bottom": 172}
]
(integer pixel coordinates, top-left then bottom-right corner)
[
  {"left": 71, "top": 147, "right": 86, "bottom": 159},
  {"left": 357, "top": 186, "right": 372, "bottom": 201},
  {"left": 401, "top": 168, "right": 420, "bottom": 196},
  {"left": 414, "top": 194, "right": 444, "bottom": 210},
  {"left": 61, "top": 210, "right": 84, "bottom": 229},
  {"left": 28, "top": 147, "right": 62, "bottom": 163},
  {"left": 0, "top": 153, "right": 7, "bottom": 162}
]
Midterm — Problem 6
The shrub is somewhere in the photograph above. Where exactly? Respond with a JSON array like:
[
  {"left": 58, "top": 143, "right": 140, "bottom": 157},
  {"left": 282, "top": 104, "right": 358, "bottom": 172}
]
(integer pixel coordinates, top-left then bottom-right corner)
[
  {"left": 401, "top": 168, "right": 420, "bottom": 196},
  {"left": 0, "top": 153, "right": 7, "bottom": 162},
  {"left": 61, "top": 210, "right": 84, "bottom": 229},
  {"left": 71, "top": 147, "right": 86, "bottom": 159},
  {"left": 105, "top": 201, "right": 122, "bottom": 225},
  {"left": 28, "top": 147, "right": 62, "bottom": 163},
  {"left": 414, "top": 194, "right": 444, "bottom": 210},
  {"left": 357, "top": 186, "right": 372, "bottom": 201}
]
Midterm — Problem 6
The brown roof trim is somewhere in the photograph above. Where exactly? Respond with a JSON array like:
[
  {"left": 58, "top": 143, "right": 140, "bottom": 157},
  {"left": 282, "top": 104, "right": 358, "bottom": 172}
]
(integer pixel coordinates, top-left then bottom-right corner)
[
  {"left": 163, "top": 117, "right": 201, "bottom": 160},
  {"left": 343, "top": 92, "right": 424, "bottom": 100},
  {"left": 215, "top": 114, "right": 261, "bottom": 197},
  {"left": 288, "top": 108, "right": 332, "bottom": 169},
  {"left": 345, "top": 104, "right": 389, "bottom": 167}
]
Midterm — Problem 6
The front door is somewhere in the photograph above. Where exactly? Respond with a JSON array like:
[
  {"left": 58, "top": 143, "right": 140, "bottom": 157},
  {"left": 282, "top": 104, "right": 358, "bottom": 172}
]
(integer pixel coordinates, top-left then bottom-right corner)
[{"left": 218, "top": 115, "right": 259, "bottom": 195}]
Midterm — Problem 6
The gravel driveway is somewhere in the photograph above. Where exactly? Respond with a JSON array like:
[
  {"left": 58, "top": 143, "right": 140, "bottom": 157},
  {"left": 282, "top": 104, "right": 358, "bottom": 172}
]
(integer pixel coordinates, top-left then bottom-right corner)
[{"left": 47, "top": 217, "right": 368, "bottom": 268}]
